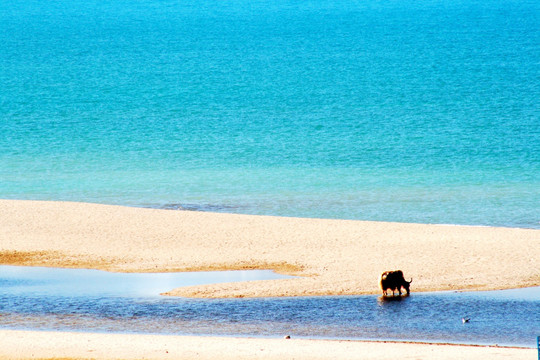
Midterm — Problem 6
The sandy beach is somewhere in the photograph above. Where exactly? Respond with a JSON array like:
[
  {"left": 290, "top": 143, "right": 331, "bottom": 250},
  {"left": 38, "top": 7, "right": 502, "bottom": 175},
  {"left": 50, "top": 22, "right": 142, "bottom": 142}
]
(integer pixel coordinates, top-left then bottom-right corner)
[
  {"left": 1, "top": 200, "right": 539, "bottom": 298},
  {"left": 1, "top": 200, "right": 539, "bottom": 359},
  {"left": 0, "top": 330, "right": 536, "bottom": 360}
]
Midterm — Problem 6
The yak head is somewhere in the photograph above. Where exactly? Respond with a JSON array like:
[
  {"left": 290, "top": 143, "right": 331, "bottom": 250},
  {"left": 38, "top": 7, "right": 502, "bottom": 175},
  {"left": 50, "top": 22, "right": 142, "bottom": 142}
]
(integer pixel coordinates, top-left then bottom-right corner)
[{"left": 403, "top": 278, "right": 413, "bottom": 294}]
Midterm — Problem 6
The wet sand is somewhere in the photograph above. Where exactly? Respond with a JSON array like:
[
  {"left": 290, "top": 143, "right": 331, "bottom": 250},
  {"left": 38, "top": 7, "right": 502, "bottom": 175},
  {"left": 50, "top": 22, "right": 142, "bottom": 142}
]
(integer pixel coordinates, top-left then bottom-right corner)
[
  {"left": 1, "top": 200, "right": 538, "bottom": 298},
  {"left": 0, "top": 330, "right": 535, "bottom": 360}
]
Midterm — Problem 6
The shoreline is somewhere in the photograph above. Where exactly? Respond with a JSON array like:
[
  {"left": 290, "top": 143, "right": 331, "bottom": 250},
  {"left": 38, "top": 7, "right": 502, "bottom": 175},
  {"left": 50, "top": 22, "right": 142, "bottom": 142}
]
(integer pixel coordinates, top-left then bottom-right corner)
[
  {"left": 0, "top": 330, "right": 536, "bottom": 360},
  {"left": 1, "top": 200, "right": 539, "bottom": 360},
  {"left": 143, "top": 204, "right": 540, "bottom": 231},
  {"left": 1, "top": 199, "right": 539, "bottom": 298}
]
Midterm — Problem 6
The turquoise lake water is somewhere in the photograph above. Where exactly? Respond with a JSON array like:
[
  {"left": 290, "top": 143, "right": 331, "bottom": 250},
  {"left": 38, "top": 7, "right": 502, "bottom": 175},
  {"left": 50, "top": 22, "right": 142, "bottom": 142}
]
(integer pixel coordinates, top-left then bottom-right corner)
[{"left": 1, "top": 0, "right": 539, "bottom": 228}]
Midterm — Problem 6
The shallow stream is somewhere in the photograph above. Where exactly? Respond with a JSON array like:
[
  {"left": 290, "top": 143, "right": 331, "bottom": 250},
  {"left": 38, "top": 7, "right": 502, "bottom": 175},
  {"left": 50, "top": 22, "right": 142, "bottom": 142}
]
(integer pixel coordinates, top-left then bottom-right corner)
[{"left": 0, "top": 266, "right": 538, "bottom": 347}]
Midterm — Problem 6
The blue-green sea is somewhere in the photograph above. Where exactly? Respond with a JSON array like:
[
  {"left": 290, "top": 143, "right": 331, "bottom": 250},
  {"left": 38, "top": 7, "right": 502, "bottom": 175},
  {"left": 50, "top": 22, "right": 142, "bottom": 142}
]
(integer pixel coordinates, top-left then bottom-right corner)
[{"left": 1, "top": 0, "right": 539, "bottom": 228}]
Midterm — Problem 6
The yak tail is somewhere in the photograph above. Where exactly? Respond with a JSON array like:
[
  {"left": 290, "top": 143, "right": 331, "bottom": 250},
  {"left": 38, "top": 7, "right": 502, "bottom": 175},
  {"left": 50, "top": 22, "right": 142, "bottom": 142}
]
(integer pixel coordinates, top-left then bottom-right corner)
[{"left": 408, "top": 278, "right": 413, "bottom": 283}]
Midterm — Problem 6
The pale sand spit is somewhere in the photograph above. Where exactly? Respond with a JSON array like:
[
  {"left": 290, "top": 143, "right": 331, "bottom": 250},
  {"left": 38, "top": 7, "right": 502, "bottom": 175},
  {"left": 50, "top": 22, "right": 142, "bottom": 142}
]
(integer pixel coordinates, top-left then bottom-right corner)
[
  {"left": 0, "top": 199, "right": 539, "bottom": 298},
  {"left": 0, "top": 330, "right": 535, "bottom": 360}
]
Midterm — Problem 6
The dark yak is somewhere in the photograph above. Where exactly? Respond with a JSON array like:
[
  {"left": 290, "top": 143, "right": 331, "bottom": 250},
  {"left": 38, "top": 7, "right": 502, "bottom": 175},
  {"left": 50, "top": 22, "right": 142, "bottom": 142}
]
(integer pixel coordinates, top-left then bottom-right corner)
[{"left": 379, "top": 270, "right": 412, "bottom": 296}]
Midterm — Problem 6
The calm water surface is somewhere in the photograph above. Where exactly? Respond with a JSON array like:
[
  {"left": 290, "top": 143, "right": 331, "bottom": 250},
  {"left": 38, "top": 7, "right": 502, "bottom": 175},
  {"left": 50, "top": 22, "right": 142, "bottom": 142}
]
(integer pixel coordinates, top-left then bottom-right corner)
[
  {"left": 1, "top": 0, "right": 539, "bottom": 228},
  {"left": 1, "top": 266, "right": 538, "bottom": 347}
]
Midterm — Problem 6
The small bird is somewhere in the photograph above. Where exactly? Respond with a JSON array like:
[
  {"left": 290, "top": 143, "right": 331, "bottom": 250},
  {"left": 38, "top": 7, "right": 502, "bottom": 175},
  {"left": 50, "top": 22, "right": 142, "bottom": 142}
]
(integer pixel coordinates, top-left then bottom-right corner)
[{"left": 462, "top": 317, "right": 470, "bottom": 324}]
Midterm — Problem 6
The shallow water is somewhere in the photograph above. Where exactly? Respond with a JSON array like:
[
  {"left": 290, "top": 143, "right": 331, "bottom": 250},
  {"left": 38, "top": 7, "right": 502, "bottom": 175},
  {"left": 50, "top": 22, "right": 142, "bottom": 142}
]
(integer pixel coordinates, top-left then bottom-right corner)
[
  {"left": 1, "top": 266, "right": 538, "bottom": 347},
  {"left": 0, "top": 266, "right": 290, "bottom": 298}
]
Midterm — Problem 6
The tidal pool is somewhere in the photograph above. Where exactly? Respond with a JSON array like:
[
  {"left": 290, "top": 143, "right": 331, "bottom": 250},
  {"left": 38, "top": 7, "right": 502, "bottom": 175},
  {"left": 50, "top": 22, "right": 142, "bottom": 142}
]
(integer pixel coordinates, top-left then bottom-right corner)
[
  {"left": 0, "top": 265, "right": 289, "bottom": 297},
  {"left": 0, "top": 266, "right": 538, "bottom": 347}
]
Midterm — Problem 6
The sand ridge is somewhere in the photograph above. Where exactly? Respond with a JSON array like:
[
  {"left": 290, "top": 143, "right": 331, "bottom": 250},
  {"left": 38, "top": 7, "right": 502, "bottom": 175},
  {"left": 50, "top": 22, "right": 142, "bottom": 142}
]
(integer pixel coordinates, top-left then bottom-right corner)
[{"left": 0, "top": 199, "right": 539, "bottom": 298}]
